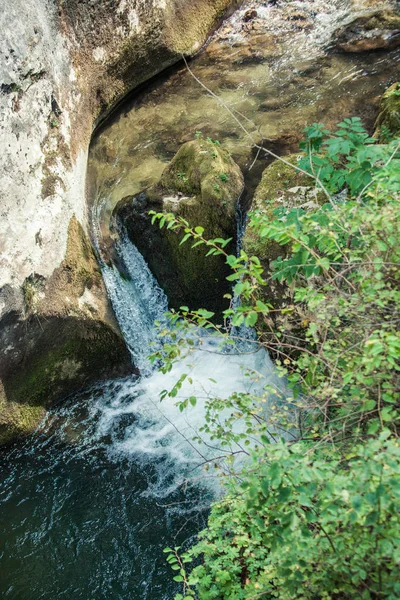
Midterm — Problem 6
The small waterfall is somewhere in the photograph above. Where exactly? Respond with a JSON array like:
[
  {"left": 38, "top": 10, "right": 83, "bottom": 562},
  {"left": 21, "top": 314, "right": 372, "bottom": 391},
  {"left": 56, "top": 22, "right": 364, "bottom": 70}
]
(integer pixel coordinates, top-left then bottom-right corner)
[
  {"left": 89, "top": 223, "right": 292, "bottom": 489},
  {"left": 90, "top": 194, "right": 290, "bottom": 484},
  {"left": 101, "top": 229, "right": 168, "bottom": 376}
]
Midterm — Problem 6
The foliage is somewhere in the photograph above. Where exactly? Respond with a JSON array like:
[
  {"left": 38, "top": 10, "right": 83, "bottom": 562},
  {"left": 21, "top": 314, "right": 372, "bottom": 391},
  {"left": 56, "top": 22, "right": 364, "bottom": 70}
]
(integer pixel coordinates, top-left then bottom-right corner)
[
  {"left": 167, "top": 434, "right": 400, "bottom": 600},
  {"left": 151, "top": 121, "right": 400, "bottom": 599},
  {"left": 249, "top": 121, "right": 400, "bottom": 440}
]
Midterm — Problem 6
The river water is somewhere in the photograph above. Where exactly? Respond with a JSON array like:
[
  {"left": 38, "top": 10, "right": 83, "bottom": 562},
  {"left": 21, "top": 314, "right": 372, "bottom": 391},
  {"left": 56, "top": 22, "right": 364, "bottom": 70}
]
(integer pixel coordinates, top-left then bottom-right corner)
[{"left": 1, "top": 0, "right": 400, "bottom": 598}]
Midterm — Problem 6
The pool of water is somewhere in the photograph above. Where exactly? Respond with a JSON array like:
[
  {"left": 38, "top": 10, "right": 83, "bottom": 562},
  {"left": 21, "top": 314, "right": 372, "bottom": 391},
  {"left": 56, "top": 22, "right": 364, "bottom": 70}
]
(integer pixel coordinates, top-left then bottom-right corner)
[{"left": 0, "top": 383, "right": 211, "bottom": 600}]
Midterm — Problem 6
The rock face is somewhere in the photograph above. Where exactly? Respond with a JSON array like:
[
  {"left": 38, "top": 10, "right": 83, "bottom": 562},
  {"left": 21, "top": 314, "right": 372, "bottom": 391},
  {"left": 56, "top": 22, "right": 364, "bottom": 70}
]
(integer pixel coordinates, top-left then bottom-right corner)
[
  {"left": 117, "top": 138, "right": 244, "bottom": 314},
  {"left": 0, "top": 0, "right": 239, "bottom": 443},
  {"left": 0, "top": 0, "right": 240, "bottom": 293},
  {"left": 0, "top": 216, "right": 133, "bottom": 445}
]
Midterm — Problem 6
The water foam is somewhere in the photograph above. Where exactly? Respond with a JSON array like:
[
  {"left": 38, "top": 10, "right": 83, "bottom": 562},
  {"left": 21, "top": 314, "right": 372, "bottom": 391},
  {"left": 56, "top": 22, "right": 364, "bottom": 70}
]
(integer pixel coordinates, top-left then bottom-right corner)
[{"left": 87, "top": 229, "right": 292, "bottom": 496}]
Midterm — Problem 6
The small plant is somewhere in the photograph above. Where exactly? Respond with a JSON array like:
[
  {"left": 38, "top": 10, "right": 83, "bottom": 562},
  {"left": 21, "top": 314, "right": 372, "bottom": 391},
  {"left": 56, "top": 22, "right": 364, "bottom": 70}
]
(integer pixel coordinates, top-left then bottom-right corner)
[
  {"left": 177, "top": 172, "right": 189, "bottom": 182},
  {"left": 219, "top": 173, "right": 228, "bottom": 182}
]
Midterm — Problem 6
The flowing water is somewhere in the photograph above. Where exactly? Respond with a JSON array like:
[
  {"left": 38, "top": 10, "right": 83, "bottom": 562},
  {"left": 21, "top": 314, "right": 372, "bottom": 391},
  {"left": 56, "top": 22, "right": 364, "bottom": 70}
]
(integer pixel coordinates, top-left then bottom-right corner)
[
  {"left": 0, "top": 228, "right": 283, "bottom": 599},
  {"left": 2, "top": 0, "right": 400, "bottom": 598}
]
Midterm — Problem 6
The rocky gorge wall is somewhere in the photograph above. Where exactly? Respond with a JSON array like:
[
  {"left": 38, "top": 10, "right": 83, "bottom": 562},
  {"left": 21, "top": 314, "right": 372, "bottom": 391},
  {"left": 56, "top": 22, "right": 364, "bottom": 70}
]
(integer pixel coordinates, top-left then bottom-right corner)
[{"left": 0, "top": 0, "right": 240, "bottom": 444}]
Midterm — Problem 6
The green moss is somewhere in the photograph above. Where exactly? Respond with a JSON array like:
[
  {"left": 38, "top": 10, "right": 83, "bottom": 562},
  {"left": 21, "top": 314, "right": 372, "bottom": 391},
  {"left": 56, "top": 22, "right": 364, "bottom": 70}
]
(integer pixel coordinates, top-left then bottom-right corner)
[
  {"left": 0, "top": 392, "right": 46, "bottom": 446},
  {"left": 154, "top": 138, "right": 242, "bottom": 221},
  {"left": 244, "top": 154, "right": 323, "bottom": 262},
  {"left": 374, "top": 82, "right": 400, "bottom": 141},
  {"left": 22, "top": 274, "right": 46, "bottom": 314},
  {"left": 8, "top": 322, "right": 127, "bottom": 408},
  {"left": 252, "top": 154, "right": 317, "bottom": 210},
  {"left": 164, "top": 0, "right": 242, "bottom": 54},
  {"left": 0, "top": 317, "right": 131, "bottom": 446},
  {"left": 158, "top": 140, "right": 243, "bottom": 310}
]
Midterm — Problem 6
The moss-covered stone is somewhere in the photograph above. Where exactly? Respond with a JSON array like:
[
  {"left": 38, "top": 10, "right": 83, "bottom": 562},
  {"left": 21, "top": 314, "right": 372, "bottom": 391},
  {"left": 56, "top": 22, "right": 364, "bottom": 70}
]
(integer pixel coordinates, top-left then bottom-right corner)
[
  {"left": 0, "top": 215, "right": 132, "bottom": 446},
  {"left": 374, "top": 82, "right": 400, "bottom": 140},
  {"left": 0, "top": 314, "right": 132, "bottom": 446},
  {"left": 164, "top": 0, "right": 242, "bottom": 55},
  {"left": 243, "top": 154, "right": 324, "bottom": 267},
  {"left": 242, "top": 154, "right": 326, "bottom": 361},
  {"left": 149, "top": 138, "right": 242, "bottom": 226},
  {"left": 118, "top": 139, "right": 244, "bottom": 314}
]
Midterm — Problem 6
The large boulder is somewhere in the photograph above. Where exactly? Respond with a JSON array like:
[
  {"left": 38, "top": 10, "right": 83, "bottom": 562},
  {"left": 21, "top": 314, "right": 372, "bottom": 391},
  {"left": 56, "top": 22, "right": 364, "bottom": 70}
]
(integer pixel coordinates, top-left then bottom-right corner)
[{"left": 117, "top": 138, "right": 244, "bottom": 314}]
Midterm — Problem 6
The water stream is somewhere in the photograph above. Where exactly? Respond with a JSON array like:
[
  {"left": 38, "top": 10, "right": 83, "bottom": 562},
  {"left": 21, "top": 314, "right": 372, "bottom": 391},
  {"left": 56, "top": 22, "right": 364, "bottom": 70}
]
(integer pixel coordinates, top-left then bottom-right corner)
[{"left": 1, "top": 0, "right": 400, "bottom": 597}]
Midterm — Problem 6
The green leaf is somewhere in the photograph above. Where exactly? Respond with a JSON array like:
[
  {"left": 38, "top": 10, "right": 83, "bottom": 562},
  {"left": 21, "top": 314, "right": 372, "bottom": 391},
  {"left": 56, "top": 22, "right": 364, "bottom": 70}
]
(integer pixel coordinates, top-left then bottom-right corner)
[{"left": 180, "top": 233, "right": 191, "bottom": 245}]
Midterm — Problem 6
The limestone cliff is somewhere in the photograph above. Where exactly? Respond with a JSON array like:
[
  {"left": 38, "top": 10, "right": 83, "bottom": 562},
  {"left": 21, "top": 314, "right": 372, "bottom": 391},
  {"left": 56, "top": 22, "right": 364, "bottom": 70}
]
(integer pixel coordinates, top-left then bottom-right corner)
[{"left": 0, "top": 0, "right": 240, "bottom": 443}]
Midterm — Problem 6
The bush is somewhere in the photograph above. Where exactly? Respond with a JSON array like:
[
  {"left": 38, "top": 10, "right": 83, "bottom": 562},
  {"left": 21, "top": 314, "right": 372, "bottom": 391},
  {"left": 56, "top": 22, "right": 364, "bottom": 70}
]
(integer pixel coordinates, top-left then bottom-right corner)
[{"left": 154, "top": 121, "right": 400, "bottom": 599}]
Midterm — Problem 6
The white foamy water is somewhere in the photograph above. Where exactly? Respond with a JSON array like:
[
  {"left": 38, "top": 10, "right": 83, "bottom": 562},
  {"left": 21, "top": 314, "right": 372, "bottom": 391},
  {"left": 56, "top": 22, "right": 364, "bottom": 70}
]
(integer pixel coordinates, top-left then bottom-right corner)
[
  {"left": 101, "top": 233, "right": 168, "bottom": 375},
  {"left": 90, "top": 229, "right": 291, "bottom": 493}
]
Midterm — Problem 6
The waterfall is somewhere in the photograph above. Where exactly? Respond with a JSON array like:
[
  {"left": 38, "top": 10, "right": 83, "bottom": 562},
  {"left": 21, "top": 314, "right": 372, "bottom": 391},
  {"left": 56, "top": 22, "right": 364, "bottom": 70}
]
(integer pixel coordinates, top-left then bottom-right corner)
[
  {"left": 101, "top": 231, "right": 168, "bottom": 376},
  {"left": 92, "top": 226, "right": 291, "bottom": 493}
]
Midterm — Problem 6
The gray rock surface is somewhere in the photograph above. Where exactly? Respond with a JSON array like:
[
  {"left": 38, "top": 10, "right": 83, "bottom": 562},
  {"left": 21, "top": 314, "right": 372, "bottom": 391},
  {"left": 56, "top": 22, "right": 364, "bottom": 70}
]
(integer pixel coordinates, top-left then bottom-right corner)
[
  {"left": 0, "top": 0, "right": 238, "bottom": 443},
  {"left": 0, "top": 0, "right": 239, "bottom": 300}
]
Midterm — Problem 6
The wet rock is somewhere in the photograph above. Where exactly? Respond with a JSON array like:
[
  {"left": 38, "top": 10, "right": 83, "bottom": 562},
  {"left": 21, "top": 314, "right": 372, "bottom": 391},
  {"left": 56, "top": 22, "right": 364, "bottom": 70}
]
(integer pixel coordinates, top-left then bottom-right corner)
[
  {"left": 287, "top": 9, "right": 309, "bottom": 22},
  {"left": 243, "top": 19, "right": 263, "bottom": 32},
  {"left": 242, "top": 154, "right": 326, "bottom": 357},
  {"left": 243, "top": 9, "right": 258, "bottom": 22},
  {"left": 243, "top": 153, "right": 325, "bottom": 285},
  {"left": 0, "top": 313, "right": 132, "bottom": 446},
  {"left": 331, "top": 10, "right": 400, "bottom": 52},
  {"left": 117, "top": 139, "right": 244, "bottom": 315},
  {"left": 0, "top": 216, "right": 133, "bottom": 445},
  {"left": 259, "top": 97, "right": 293, "bottom": 111}
]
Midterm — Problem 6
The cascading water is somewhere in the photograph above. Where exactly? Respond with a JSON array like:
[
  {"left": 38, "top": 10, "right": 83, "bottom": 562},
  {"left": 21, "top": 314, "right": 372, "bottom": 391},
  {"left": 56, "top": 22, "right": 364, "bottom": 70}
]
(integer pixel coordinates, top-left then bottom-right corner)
[
  {"left": 0, "top": 222, "right": 287, "bottom": 599},
  {"left": 101, "top": 231, "right": 168, "bottom": 375},
  {"left": 96, "top": 226, "right": 287, "bottom": 475}
]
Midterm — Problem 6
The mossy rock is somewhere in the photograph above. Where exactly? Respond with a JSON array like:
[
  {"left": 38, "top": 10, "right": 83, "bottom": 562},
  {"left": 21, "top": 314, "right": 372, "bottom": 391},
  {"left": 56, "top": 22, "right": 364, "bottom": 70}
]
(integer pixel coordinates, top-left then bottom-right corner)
[
  {"left": 0, "top": 313, "right": 132, "bottom": 446},
  {"left": 118, "top": 139, "right": 244, "bottom": 315},
  {"left": 374, "top": 82, "right": 400, "bottom": 140},
  {"left": 148, "top": 138, "right": 243, "bottom": 231},
  {"left": 243, "top": 155, "right": 326, "bottom": 360},
  {"left": 243, "top": 153, "right": 324, "bottom": 267}
]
